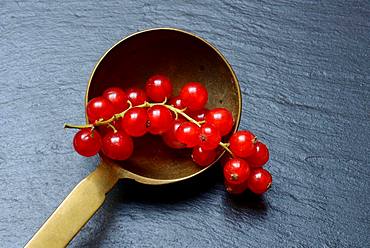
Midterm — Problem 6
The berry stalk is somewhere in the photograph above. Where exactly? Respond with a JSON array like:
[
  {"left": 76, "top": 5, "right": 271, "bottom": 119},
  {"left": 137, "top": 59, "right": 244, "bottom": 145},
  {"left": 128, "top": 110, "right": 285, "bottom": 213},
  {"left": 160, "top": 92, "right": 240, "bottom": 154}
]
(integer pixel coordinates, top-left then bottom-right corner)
[{"left": 64, "top": 99, "right": 232, "bottom": 155}]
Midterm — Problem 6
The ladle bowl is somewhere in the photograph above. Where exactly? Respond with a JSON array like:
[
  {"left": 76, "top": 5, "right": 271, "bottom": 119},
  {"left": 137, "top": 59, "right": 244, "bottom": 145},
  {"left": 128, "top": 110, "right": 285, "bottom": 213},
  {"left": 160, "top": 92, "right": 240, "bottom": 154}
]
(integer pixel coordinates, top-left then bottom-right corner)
[{"left": 26, "top": 28, "right": 242, "bottom": 247}]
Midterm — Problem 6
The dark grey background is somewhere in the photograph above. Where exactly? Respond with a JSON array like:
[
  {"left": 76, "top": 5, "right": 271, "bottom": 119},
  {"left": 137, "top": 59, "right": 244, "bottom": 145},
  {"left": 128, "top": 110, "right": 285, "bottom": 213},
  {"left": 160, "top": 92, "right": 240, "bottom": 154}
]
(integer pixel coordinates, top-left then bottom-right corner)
[{"left": 1, "top": 0, "right": 369, "bottom": 247}]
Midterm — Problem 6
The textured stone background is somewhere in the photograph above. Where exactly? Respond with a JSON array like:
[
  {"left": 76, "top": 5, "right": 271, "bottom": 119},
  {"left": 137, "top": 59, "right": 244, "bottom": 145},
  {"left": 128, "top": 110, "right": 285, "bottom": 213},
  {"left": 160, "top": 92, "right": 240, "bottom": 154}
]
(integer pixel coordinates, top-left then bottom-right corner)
[{"left": 0, "top": 0, "right": 369, "bottom": 247}]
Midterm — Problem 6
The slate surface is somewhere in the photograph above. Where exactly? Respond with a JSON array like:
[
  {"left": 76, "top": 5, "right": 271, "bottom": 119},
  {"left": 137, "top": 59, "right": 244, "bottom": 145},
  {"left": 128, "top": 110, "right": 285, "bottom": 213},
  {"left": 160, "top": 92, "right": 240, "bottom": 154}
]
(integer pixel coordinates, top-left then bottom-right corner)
[{"left": 0, "top": 1, "right": 369, "bottom": 247}]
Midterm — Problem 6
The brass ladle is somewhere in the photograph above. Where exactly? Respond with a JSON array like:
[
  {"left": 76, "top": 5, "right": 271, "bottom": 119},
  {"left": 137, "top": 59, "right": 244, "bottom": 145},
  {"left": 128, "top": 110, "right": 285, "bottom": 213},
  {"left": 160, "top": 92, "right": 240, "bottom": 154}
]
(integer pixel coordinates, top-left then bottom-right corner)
[{"left": 26, "top": 28, "right": 242, "bottom": 247}]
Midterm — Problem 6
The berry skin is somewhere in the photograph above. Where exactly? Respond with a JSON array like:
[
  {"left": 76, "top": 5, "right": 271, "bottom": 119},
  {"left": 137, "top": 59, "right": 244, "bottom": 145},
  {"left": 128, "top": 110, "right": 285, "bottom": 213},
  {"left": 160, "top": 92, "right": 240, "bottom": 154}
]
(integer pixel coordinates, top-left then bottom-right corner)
[
  {"left": 145, "top": 75, "right": 173, "bottom": 102},
  {"left": 101, "top": 131, "right": 133, "bottom": 160},
  {"left": 205, "top": 108, "right": 233, "bottom": 136},
  {"left": 121, "top": 107, "right": 148, "bottom": 137},
  {"left": 198, "top": 124, "right": 221, "bottom": 150},
  {"left": 169, "top": 96, "right": 186, "bottom": 110},
  {"left": 86, "top": 97, "right": 116, "bottom": 123},
  {"left": 73, "top": 129, "right": 102, "bottom": 157},
  {"left": 103, "top": 87, "right": 128, "bottom": 113},
  {"left": 147, "top": 105, "right": 174, "bottom": 135},
  {"left": 175, "top": 122, "right": 201, "bottom": 147},
  {"left": 126, "top": 87, "right": 147, "bottom": 106},
  {"left": 224, "top": 180, "right": 248, "bottom": 195},
  {"left": 191, "top": 146, "right": 217, "bottom": 167},
  {"left": 229, "top": 130, "right": 256, "bottom": 158},
  {"left": 223, "top": 158, "right": 251, "bottom": 186},
  {"left": 179, "top": 82, "right": 208, "bottom": 111},
  {"left": 162, "top": 119, "right": 186, "bottom": 149},
  {"left": 247, "top": 142, "right": 269, "bottom": 168},
  {"left": 188, "top": 108, "right": 208, "bottom": 122},
  {"left": 220, "top": 153, "right": 233, "bottom": 166},
  {"left": 248, "top": 168, "right": 272, "bottom": 194}
]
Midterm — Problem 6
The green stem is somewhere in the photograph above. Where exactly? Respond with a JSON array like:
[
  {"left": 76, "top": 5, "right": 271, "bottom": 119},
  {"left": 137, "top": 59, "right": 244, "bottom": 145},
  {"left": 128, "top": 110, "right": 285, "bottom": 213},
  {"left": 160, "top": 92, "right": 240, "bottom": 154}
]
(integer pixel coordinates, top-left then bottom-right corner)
[{"left": 64, "top": 99, "right": 233, "bottom": 156}]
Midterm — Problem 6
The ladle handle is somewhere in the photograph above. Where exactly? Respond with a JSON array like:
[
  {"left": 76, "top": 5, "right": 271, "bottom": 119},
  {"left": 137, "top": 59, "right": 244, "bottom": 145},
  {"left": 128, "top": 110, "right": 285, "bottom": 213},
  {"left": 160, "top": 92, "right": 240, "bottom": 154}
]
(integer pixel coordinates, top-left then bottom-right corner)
[{"left": 25, "top": 161, "right": 120, "bottom": 248}]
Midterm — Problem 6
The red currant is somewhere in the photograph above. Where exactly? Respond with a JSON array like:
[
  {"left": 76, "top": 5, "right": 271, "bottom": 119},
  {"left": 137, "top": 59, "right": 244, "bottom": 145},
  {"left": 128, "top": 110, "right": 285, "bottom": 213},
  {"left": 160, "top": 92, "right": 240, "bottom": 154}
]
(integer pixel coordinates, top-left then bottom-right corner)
[
  {"left": 175, "top": 122, "right": 200, "bottom": 147},
  {"left": 121, "top": 107, "right": 148, "bottom": 137},
  {"left": 188, "top": 108, "right": 208, "bottom": 122},
  {"left": 224, "top": 180, "right": 248, "bottom": 195},
  {"left": 205, "top": 108, "right": 233, "bottom": 136},
  {"left": 198, "top": 124, "right": 221, "bottom": 150},
  {"left": 229, "top": 130, "right": 256, "bottom": 158},
  {"left": 162, "top": 119, "right": 186, "bottom": 149},
  {"left": 101, "top": 131, "right": 133, "bottom": 160},
  {"left": 126, "top": 87, "right": 147, "bottom": 106},
  {"left": 147, "top": 105, "right": 174, "bottom": 134},
  {"left": 248, "top": 168, "right": 272, "bottom": 194},
  {"left": 191, "top": 146, "right": 217, "bottom": 167},
  {"left": 179, "top": 82, "right": 208, "bottom": 111},
  {"left": 169, "top": 96, "right": 186, "bottom": 110},
  {"left": 102, "top": 87, "right": 128, "bottom": 113},
  {"left": 223, "top": 158, "right": 251, "bottom": 186},
  {"left": 86, "top": 97, "right": 116, "bottom": 123},
  {"left": 73, "top": 129, "right": 102, "bottom": 157},
  {"left": 145, "top": 75, "right": 173, "bottom": 102},
  {"left": 247, "top": 142, "right": 269, "bottom": 168}
]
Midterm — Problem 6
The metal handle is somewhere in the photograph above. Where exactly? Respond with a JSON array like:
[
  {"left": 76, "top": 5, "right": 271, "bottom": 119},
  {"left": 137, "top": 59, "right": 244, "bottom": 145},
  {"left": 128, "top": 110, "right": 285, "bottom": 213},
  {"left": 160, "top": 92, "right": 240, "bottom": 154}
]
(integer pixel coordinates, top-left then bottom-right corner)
[{"left": 25, "top": 161, "right": 120, "bottom": 248}]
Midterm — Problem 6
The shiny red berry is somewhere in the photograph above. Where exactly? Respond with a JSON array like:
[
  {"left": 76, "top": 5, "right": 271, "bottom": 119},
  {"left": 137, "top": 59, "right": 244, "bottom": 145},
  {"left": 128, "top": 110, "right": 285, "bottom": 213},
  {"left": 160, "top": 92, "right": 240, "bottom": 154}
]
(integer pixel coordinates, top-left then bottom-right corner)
[
  {"left": 223, "top": 158, "right": 251, "bottom": 186},
  {"left": 145, "top": 75, "right": 173, "bottom": 102},
  {"left": 191, "top": 146, "right": 217, "bottom": 167},
  {"left": 179, "top": 82, "right": 208, "bottom": 111},
  {"left": 102, "top": 87, "right": 128, "bottom": 113},
  {"left": 224, "top": 180, "right": 248, "bottom": 195},
  {"left": 101, "top": 131, "right": 133, "bottom": 160},
  {"left": 126, "top": 87, "right": 147, "bottom": 106},
  {"left": 162, "top": 119, "right": 186, "bottom": 149},
  {"left": 205, "top": 108, "right": 233, "bottom": 136},
  {"left": 188, "top": 108, "right": 208, "bottom": 122},
  {"left": 248, "top": 168, "right": 272, "bottom": 194},
  {"left": 229, "top": 130, "right": 256, "bottom": 158},
  {"left": 169, "top": 96, "right": 186, "bottom": 110},
  {"left": 247, "top": 142, "right": 269, "bottom": 168},
  {"left": 73, "top": 129, "right": 102, "bottom": 157},
  {"left": 121, "top": 107, "right": 148, "bottom": 137},
  {"left": 198, "top": 123, "right": 221, "bottom": 150},
  {"left": 147, "top": 105, "right": 174, "bottom": 134},
  {"left": 175, "top": 122, "right": 200, "bottom": 147},
  {"left": 86, "top": 97, "right": 116, "bottom": 123}
]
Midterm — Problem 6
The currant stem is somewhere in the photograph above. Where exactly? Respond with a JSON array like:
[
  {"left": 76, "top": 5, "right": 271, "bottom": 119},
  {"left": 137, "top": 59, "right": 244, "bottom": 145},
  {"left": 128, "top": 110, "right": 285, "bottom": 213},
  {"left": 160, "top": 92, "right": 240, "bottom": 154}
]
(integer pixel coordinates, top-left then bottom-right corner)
[
  {"left": 164, "top": 104, "right": 202, "bottom": 127},
  {"left": 107, "top": 123, "right": 117, "bottom": 133},
  {"left": 64, "top": 123, "right": 93, "bottom": 129},
  {"left": 64, "top": 99, "right": 233, "bottom": 155},
  {"left": 219, "top": 142, "right": 234, "bottom": 157}
]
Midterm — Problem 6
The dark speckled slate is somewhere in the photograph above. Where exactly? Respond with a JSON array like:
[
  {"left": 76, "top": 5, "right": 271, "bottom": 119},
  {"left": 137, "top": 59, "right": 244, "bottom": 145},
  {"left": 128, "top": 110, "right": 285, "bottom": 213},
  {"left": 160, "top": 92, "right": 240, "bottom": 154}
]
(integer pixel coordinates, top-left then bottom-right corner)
[{"left": 0, "top": 1, "right": 369, "bottom": 247}]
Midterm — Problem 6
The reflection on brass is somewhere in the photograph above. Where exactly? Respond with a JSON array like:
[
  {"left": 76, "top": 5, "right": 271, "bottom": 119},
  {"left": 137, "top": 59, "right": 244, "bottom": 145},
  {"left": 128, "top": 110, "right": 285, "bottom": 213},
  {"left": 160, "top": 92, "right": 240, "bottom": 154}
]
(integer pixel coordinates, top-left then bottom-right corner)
[{"left": 26, "top": 28, "right": 242, "bottom": 247}]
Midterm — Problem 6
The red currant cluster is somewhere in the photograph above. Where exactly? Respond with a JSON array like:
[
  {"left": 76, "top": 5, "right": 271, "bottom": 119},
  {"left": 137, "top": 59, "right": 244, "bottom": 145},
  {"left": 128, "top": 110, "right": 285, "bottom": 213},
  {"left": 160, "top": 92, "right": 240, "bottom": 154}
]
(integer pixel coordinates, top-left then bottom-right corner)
[
  {"left": 224, "top": 133, "right": 271, "bottom": 195},
  {"left": 66, "top": 75, "right": 272, "bottom": 195}
]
